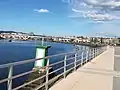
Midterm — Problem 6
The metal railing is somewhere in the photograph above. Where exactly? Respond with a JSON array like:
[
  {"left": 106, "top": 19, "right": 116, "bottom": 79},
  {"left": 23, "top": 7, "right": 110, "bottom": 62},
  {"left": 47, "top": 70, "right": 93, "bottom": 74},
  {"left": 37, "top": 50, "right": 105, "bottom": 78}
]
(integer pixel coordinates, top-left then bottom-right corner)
[{"left": 0, "top": 46, "right": 107, "bottom": 90}]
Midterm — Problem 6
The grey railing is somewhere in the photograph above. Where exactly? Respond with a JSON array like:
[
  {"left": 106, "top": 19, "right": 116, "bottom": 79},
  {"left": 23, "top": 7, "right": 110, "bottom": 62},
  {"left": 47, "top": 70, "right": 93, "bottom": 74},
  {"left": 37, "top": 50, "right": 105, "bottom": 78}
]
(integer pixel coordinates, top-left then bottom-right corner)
[{"left": 0, "top": 46, "right": 107, "bottom": 90}]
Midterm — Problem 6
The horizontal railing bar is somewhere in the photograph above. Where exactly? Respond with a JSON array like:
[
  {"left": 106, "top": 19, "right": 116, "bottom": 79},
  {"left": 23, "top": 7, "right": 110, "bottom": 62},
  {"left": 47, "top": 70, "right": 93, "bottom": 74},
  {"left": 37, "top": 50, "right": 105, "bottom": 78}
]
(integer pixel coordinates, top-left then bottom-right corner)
[
  {"left": 49, "top": 60, "right": 64, "bottom": 67},
  {"left": 49, "top": 54, "right": 82, "bottom": 67},
  {"left": 76, "top": 61, "right": 82, "bottom": 67},
  {"left": 0, "top": 66, "right": 50, "bottom": 84},
  {"left": 35, "top": 72, "right": 64, "bottom": 90},
  {"left": 76, "top": 55, "right": 82, "bottom": 58},
  {"left": 48, "top": 72, "right": 64, "bottom": 85},
  {"left": 0, "top": 59, "right": 36, "bottom": 69},
  {"left": 0, "top": 77, "right": 9, "bottom": 84},
  {"left": 33, "top": 82, "right": 46, "bottom": 90},
  {"left": 66, "top": 66, "right": 74, "bottom": 73},
  {"left": 76, "top": 59, "right": 82, "bottom": 63},
  {"left": 83, "top": 57, "right": 87, "bottom": 60},
  {"left": 66, "top": 62, "right": 74, "bottom": 67},
  {"left": 12, "top": 74, "right": 46, "bottom": 90},
  {"left": 12, "top": 70, "right": 36, "bottom": 80},
  {"left": 49, "top": 67, "right": 64, "bottom": 75},
  {"left": 0, "top": 70, "right": 34, "bottom": 84},
  {"left": 66, "top": 57, "right": 75, "bottom": 61}
]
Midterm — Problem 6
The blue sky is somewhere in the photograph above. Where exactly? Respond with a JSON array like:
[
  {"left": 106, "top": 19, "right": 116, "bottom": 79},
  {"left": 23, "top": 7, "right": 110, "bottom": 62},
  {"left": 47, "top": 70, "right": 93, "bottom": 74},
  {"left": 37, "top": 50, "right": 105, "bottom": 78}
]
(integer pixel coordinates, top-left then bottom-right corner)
[{"left": 0, "top": 0, "right": 120, "bottom": 36}]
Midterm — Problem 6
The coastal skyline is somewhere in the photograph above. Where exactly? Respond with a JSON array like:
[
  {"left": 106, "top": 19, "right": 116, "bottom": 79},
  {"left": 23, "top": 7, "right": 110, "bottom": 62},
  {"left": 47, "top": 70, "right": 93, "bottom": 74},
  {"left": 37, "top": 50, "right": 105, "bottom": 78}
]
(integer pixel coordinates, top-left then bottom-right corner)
[{"left": 0, "top": 0, "right": 120, "bottom": 36}]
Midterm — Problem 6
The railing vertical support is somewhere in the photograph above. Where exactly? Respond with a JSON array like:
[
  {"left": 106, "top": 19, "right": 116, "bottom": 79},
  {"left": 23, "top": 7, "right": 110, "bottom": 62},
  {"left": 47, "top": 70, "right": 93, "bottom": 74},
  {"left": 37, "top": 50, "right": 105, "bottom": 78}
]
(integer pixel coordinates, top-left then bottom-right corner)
[
  {"left": 95, "top": 48, "right": 96, "bottom": 57},
  {"left": 94, "top": 48, "right": 96, "bottom": 58},
  {"left": 88, "top": 49, "right": 89, "bottom": 61},
  {"left": 81, "top": 52, "right": 84, "bottom": 66},
  {"left": 45, "top": 58, "right": 49, "bottom": 90},
  {"left": 90, "top": 49, "right": 92, "bottom": 60},
  {"left": 64, "top": 55, "right": 67, "bottom": 78},
  {"left": 96, "top": 48, "right": 97, "bottom": 57},
  {"left": 74, "top": 53, "right": 77, "bottom": 71},
  {"left": 8, "top": 65, "right": 13, "bottom": 90},
  {"left": 86, "top": 50, "right": 88, "bottom": 63},
  {"left": 98, "top": 48, "right": 99, "bottom": 55},
  {"left": 99, "top": 48, "right": 101, "bottom": 55},
  {"left": 92, "top": 48, "right": 94, "bottom": 58},
  {"left": 96, "top": 48, "right": 97, "bottom": 56},
  {"left": 89, "top": 49, "right": 91, "bottom": 60},
  {"left": 100, "top": 47, "right": 102, "bottom": 54},
  {"left": 92, "top": 48, "right": 94, "bottom": 59},
  {"left": 96, "top": 48, "right": 98, "bottom": 56}
]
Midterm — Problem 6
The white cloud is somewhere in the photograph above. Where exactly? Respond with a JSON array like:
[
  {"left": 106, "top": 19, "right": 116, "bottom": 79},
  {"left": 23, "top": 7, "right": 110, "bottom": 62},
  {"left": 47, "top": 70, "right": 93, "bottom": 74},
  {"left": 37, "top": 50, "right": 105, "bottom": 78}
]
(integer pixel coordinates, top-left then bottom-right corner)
[
  {"left": 34, "top": 9, "right": 50, "bottom": 13},
  {"left": 87, "top": 1, "right": 120, "bottom": 8},
  {"left": 86, "top": 13, "right": 120, "bottom": 21},
  {"left": 71, "top": 8, "right": 120, "bottom": 21},
  {"left": 65, "top": 0, "right": 120, "bottom": 22},
  {"left": 72, "top": 8, "right": 81, "bottom": 12}
]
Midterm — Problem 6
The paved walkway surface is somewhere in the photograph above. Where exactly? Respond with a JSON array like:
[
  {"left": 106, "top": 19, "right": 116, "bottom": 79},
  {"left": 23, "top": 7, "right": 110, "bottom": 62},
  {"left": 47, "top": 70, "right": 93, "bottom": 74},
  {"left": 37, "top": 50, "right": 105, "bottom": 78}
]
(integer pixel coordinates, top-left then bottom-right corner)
[{"left": 50, "top": 47, "right": 120, "bottom": 90}]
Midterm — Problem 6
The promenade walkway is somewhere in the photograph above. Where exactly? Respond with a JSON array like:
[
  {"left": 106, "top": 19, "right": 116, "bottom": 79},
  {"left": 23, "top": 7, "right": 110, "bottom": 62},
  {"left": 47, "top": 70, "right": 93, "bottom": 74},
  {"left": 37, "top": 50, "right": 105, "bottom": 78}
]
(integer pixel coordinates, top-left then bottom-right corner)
[{"left": 50, "top": 47, "right": 120, "bottom": 90}]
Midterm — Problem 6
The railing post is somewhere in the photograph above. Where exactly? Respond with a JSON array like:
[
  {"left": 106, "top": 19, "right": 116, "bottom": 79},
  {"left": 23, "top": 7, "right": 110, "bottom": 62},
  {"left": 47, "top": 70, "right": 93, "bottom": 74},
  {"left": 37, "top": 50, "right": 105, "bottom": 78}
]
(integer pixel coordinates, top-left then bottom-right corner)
[
  {"left": 74, "top": 53, "right": 77, "bottom": 71},
  {"left": 96, "top": 48, "right": 97, "bottom": 56},
  {"left": 92, "top": 48, "right": 94, "bottom": 59},
  {"left": 90, "top": 49, "right": 92, "bottom": 59},
  {"left": 100, "top": 47, "right": 102, "bottom": 54},
  {"left": 64, "top": 55, "right": 67, "bottom": 78},
  {"left": 81, "top": 52, "right": 84, "bottom": 66},
  {"left": 98, "top": 48, "right": 100, "bottom": 55},
  {"left": 8, "top": 65, "right": 13, "bottom": 90},
  {"left": 88, "top": 49, "right": 90, "bottom": 61},
  {"left": 99, "top": 48, "right": 101, "bottom": 54},
  {"left": 89, "top": 49, "right": 91, "bottom": 60},
  {"left": 94, "top": 48, "right": 96, "bottom": 58},
  {"left": 45, "top": 58, "right": 49, "bottom": 90},
  {"left": 96, "top": 48, "right": 98, "bottom": 56},
  {"left": 86, "top": 50, "right": 89, "bottom": 63}
]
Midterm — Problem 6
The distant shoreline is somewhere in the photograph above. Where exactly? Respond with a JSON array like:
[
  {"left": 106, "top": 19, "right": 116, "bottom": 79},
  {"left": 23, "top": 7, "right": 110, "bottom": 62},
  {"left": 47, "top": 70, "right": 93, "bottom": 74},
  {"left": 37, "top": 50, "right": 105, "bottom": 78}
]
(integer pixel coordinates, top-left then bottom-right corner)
[{"left": 0, "top": 39, "right": 106, "bottom": 48}]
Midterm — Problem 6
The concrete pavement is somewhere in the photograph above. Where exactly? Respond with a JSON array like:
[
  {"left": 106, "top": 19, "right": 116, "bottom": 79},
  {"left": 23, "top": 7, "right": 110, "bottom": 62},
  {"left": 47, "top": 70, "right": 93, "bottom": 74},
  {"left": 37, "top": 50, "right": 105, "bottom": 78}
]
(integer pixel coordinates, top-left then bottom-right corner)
[{"left": 50, "top": 47, "right": 119, "bottom": 90}]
